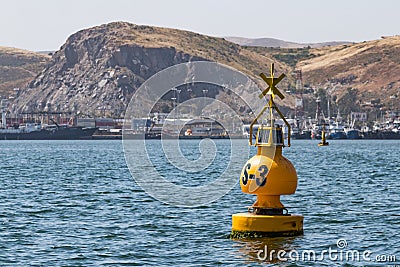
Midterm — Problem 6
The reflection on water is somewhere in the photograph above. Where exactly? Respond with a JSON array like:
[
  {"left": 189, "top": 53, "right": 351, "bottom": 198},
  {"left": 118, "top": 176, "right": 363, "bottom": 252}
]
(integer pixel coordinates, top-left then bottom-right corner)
[{"left": 232, "top": 236, "right": 300, "bottom": 264}]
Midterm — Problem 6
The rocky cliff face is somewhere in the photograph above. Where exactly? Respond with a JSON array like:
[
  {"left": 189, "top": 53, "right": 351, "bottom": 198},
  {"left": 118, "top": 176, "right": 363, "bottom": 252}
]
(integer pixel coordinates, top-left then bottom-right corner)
[
  {"left": 13, "top": 22, "right": 292, "bottom": 118},
  {"left": 15, "top": 22, "right": 399, "bottom": 118},
  {"left": 13, "top": 22, "right": 212, "bottom": 117}
]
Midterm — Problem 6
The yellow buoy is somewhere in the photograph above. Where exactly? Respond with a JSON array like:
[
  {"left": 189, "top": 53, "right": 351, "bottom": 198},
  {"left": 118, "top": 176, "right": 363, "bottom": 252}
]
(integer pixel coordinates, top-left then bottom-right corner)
[
  {"left": 231, "top": 63, "right": 304, "bottom": 238},
  {"left": 318, "top": 124, "right": 329, "bottom": 146}
]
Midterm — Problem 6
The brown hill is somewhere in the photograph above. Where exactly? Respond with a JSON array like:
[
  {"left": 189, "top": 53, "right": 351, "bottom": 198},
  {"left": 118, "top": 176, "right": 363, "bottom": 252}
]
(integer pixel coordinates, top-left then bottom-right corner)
[
  {"left": 297, "top": 36, "right": 400, "bottom": 109},
  {"left": 0, "top": 46, "right": 50, "bottom": 98},
  {"left": 8, "top": 22, "right": 400, "bottom": 119},
  {"left": 12, "top": 22, "right": 294, "bottom": 117}
]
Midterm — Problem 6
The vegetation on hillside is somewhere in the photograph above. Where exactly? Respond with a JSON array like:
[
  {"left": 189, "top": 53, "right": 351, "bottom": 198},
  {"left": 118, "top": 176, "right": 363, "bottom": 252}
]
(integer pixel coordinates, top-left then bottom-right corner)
[{"left": 245, "top": 46, "right": 318, "bottom": 68}]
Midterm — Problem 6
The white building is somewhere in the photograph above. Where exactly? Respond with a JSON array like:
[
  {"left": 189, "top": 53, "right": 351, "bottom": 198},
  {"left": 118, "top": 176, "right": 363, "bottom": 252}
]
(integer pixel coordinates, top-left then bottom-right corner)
[{"left": 350, "top": 112, "right": 367, "bottom": 122}]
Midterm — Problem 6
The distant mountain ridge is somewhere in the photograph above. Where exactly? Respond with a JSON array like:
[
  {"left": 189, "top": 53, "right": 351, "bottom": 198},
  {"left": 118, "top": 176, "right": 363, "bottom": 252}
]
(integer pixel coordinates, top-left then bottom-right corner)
[{"left": 225, "top": 36, "right": 352, "bottom": 48}]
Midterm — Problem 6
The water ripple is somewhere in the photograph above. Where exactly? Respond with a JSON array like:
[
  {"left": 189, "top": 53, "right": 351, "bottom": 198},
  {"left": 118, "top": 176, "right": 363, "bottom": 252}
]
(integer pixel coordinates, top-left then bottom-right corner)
[{"left": 0, "top": 140, "right": 399, "bottom": 266}]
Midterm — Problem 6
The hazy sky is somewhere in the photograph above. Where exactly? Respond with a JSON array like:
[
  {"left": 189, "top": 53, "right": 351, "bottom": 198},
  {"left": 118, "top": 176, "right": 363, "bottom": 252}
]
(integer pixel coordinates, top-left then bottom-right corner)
[{"left": 1, "top": 0, "right": 399, "bottom": 51}]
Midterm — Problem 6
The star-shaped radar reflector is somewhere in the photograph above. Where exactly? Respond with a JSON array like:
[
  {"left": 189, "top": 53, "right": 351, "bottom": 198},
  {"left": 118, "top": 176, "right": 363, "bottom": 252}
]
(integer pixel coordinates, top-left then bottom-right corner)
[{"left": 258, "top": 63, "right": 286, "bottom": 100}]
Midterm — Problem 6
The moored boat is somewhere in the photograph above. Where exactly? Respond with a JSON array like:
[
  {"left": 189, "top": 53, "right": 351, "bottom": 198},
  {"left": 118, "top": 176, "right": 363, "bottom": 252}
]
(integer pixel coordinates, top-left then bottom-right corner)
[
  {"left": 0, "top": 124, "right": 97, "bottom": 140},
  {"left": 346, "top": 129, "right": 362, "bottom": 139},
  {"left": 329, "top": 123, "right": 347, "bottom": 139}
]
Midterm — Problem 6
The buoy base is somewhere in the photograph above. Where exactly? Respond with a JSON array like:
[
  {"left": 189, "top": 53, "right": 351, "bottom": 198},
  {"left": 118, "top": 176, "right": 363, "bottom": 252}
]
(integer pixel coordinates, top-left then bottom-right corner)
[{"left": 231, "top": 213, "right": 303, "bottom": 238}]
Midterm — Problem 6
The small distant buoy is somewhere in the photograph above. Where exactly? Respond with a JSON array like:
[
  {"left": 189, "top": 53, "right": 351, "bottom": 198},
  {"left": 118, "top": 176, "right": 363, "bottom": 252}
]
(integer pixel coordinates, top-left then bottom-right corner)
[
  {"left": 231, "top": 64, "right": 303, "bottom": 238},
  {"left": 318, "top": 127, "right": 329, "bottom": 146}
]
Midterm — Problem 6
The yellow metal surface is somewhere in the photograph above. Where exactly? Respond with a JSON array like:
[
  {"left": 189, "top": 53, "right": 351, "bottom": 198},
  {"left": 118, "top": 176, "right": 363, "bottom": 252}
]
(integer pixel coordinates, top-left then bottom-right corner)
[
  {"left": 318, "top": 130, "right": 329, "bottom": 146},
  {"left": 240, "top": 147, "right": 298, "bottom": 198},
  {"left": 259, "top": 63, "right": 286, "bottom": 100},
  {"left": 232, "top": 213, "right": 303, "bottom": 234},
  {"left": 253, "top": 195, "right": 284, "bottom": 208}
]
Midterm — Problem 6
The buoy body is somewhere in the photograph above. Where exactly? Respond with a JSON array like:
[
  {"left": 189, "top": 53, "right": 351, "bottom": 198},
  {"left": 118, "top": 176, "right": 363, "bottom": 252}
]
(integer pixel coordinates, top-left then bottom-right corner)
[
  {"left": 318, "top": 143, "right": 329, "bottom": 146},
  {"left": 231, "top": 65, "right": 303, "bottom": 238},
  {"left": 232, "top": 213, "right": 303, "bottom": 238},
  {"left": 232, "top": 141, "right": 304, "bottom": 237},
  {"left": 240, "top": 147, "right": 297, "bottom": 201}
]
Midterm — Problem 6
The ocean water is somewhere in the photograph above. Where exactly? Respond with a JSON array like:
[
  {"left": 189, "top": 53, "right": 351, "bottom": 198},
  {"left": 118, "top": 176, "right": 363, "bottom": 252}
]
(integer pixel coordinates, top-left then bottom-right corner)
[{"left": 0, "top": 139, "right": 399, "bottom": 266}]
